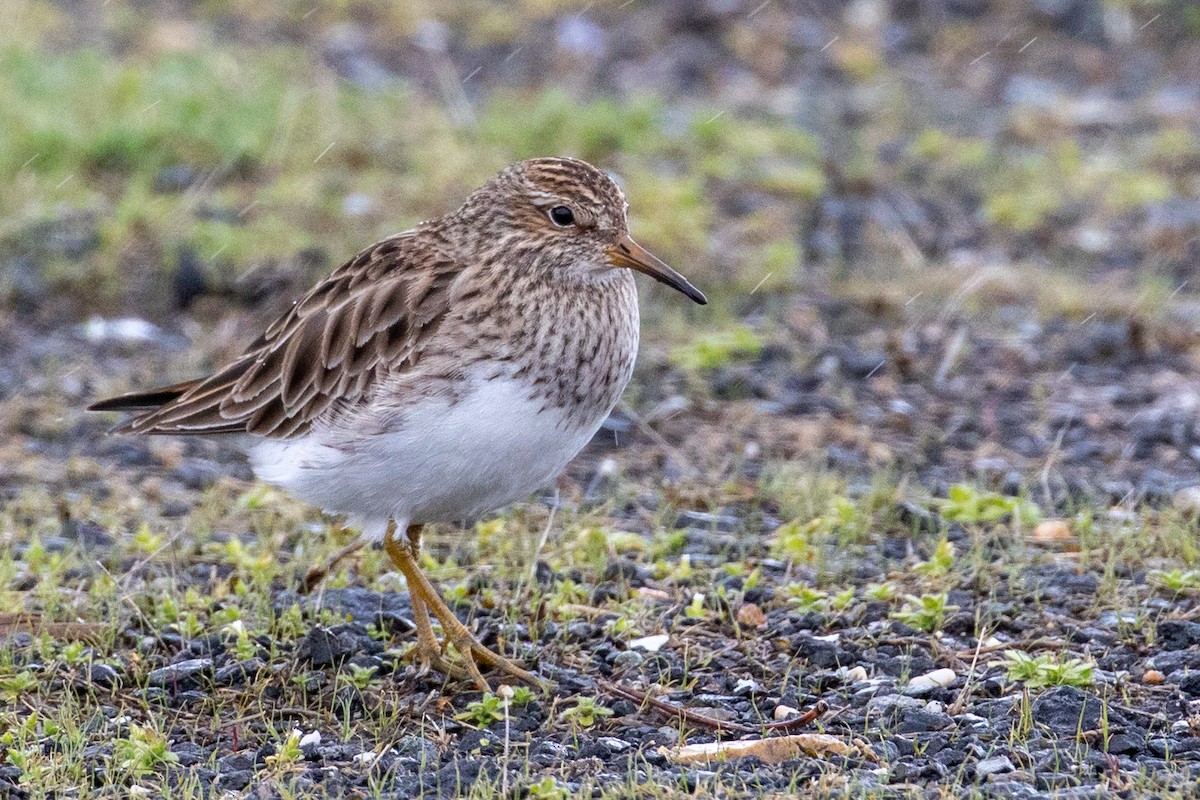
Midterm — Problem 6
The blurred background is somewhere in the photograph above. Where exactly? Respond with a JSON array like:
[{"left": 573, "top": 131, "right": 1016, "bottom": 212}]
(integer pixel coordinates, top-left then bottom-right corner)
[
  {"left": 4, "top": 0, "right": 1200, "bottom": 516},
  {"left": 5, "top": 3, "right": 1200, "bottom": 794}
]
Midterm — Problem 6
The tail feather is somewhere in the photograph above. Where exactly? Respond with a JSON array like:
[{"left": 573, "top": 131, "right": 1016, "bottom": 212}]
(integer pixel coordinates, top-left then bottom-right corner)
[{"left": 87, "top": 379, "right": 201, "bottom": 412}]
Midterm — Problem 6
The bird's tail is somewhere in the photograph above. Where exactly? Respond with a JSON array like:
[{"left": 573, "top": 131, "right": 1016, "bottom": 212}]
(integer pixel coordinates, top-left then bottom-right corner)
[{"left": 87, "top": 379, "right": 202, "bottom": 413}]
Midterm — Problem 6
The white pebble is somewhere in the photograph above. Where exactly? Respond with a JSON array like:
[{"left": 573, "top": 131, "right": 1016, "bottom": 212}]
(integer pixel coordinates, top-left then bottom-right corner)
[
  {"left": 299, "top": 730, "right": 321, "bottom": 749},
  {"left": 773, "top": 705, "right": 799, "bottom": 720},
  {"left": 629, "top": 634, "right": 669, "bottom": 652},
  {"left": 845, "top": 666, "right": 868, "bottom": 682},
  {"left": 908, "top": 668, "right": 957, "bottom": 690}
]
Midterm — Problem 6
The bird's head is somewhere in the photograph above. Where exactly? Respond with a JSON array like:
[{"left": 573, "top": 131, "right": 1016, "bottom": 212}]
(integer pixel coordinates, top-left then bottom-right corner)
[{"left": 452, "top": 157, "right": 707, "bottom": 305}]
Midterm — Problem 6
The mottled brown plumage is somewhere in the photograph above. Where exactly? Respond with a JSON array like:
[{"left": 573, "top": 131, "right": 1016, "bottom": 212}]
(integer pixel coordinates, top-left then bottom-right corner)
[{"left": 90, "top": 157, "right": 706, "bottom": 690}]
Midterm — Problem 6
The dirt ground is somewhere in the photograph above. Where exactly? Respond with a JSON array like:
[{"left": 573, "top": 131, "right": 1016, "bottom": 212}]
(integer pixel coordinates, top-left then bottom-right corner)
[{"left": 4, "top": 1, "right": 1200, "bottom": 798}]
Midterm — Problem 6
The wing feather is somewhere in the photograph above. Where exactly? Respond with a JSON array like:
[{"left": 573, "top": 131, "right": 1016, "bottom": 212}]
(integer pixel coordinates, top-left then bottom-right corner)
[{"left": 100, "top": 231, "right": 461, "bottom": 438}]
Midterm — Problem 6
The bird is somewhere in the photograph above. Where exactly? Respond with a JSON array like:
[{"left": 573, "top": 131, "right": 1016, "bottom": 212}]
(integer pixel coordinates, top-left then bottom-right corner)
[{"left": 89, "top": 156, "right": 707, "bottom": 690}]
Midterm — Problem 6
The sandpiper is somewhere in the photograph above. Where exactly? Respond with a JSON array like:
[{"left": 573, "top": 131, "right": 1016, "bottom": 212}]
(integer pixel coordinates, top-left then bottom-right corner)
[{"left": 90, "top": 157, "right": 707, "bottom": 688}]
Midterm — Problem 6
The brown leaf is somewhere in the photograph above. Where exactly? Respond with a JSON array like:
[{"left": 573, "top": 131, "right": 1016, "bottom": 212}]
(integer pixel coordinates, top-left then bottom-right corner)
[
  {"left": 736, "top": 602, "right": 767, "bottom": 628},
  {"left": 659, "top": 733, "right": 878, "bottom": 765},
  {"left": 1033, "top": 520, "right": 1072, "bottom": 541}
]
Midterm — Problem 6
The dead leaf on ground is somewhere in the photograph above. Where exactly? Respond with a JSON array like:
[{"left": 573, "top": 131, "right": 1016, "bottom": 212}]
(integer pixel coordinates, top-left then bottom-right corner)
[
  {"left": 659, "top": 733, "right": 879, "bottom": 765},
  {"left": 1029, "top": 519, "right": 1078, "bottom": 550},
  {"left": 736, "top": 602, "right": 767, "bottom": 628}
]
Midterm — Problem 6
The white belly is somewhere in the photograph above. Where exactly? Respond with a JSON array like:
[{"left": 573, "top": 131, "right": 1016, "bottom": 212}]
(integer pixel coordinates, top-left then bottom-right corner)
[{"left": 247, "top": 377, "right": 604, "bottom": 539}]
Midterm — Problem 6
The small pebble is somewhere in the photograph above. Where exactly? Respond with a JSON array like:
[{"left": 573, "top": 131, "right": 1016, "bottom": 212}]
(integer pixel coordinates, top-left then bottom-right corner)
[
  {"left": 908, "top": 668, "right": 956, "bottom": 690},
  {"left": 1173, "top": 486, "right": 1200, "bottom": 517},
  {"left": 736, "top": 603, "right": 767, "bottom": 628},
  {"left": 629, "top": 634, "right": 669, "bottom": 652},
  {"left": 976, "top": 755, "right": 1015, "bottom": 777},
  {"left": 147, "top": 658, "right": 213, "bottom": 687},
  {"left": 774, "top": 705, "right": 799, "bottom": 720},
  {"left": 599, "top": 737, "right": 631, "bottom": 753},
  {"left": 1031, "top": 520, "right": 1072, "bottom": 543},
  {"left": 846, "top": 666, "right": 869, "bottom": 682}
]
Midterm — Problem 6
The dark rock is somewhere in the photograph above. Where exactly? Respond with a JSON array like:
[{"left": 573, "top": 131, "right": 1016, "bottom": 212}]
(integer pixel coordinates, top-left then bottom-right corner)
[
  {"left": 173, "top": 247, "right": 208, "bottom": 311},
  {"left": 84, "top": 663, "right": 120, "bottom": 689},
  {"left": 302, "top": 588, "right": 414, "bottom": 630},
  {"left": 1031, "top": 686, "right": 1107, "bottom": 735},
  {"left": 794, "top": 635, "right": 851, "bottom": 669},
  {"left": 214, "top": 658, "right": 265, "bottom": 686},
  {"left": 1175, "top": 672, "right": 1200, "bottom": 696},
  {"left": 591, "top": 581, "right": 625, "bottom": 605},
  {"left": 897, "top": 709, "right": 953, "bottom": 733},
  {"left": 217, "top": 752, "right": 254, "bottom": 772},
  {"left": 1156, "top": 620, "right": 1200, "bottom": 650},
  {"left": 1150, "top": 649, "right": 1200, "bottom": 674},
  {"left": 154, "top": 165, "right": 201, "bottom": 193},
  {"left": 295, "top": 625, "right": 362, "bottom": 667},
  {"left": 61, "top": 519, "right": 114, "bottom": 548},
  {"left": 147, "top": 658, "right": 213, "bottom": 689},
  {"left": 216, "top": 770, "right": 254, "bottom": 790},
  {"left": 1104, "top": 732, "right": 1143, "bottom": 755},
  {"left": 170, "top": 742, "right": 205, "bottom": 767},
  {"left": 172, "top": 461, "right": 223, "bottom": 491}
]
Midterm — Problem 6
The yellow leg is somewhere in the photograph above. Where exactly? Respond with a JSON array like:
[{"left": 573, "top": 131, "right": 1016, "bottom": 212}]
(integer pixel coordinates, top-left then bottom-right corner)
[
  {"left": 383, "top": 521, "right": 547, "bottom": 691},
  {"left": 403, "top": 525, "right": 471, "bottom": 682}
]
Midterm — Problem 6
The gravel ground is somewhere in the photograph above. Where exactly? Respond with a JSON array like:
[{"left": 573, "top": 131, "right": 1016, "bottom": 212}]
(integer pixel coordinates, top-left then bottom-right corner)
[
  {"left": 4, "top": 1, "right": 1200, "bottom": 798},
  {"left": 5, "top": 284, "right": 1200, "bottom": 798}
]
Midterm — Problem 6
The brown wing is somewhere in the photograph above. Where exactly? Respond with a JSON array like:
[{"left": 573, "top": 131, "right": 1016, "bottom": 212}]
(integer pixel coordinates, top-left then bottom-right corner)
[{"left": 91, "top": 231, "right": 462, "bottom": 438}]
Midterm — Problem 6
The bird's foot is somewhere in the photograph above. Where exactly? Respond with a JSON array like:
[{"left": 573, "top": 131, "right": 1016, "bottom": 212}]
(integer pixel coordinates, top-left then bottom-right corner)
[
  {"left": 406, "top": 638, "right": 473, "bottom": 682},
  {"left": 442, "top": 626, "right": 548, "bottom": 693},
  {"left": 384, "top": 522, "right": 549, "bottom": 692}
]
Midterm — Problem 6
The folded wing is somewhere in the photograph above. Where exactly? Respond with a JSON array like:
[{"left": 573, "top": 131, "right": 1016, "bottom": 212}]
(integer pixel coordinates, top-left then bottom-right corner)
[{"left": 89, "top": 232, "right": 461, "bottom": 439}]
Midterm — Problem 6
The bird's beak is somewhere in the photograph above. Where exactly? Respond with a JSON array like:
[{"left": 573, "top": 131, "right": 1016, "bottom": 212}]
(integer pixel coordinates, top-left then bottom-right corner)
[{"left": 607, "top": 235, "right": 707, "bottom": 305}]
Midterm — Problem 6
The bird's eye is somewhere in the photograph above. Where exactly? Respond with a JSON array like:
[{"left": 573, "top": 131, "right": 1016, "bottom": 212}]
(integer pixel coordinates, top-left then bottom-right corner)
[{"left": 548, "top": 205, "right": 575, "bottom": 227}]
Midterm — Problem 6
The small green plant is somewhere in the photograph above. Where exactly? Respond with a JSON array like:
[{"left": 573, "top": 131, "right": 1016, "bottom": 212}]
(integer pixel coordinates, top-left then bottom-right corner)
[
  {"left": 112, "top": 724, "right": 178, "bottom": 778},
  {"left": 1148, "top": 569, "right": 1200, "bottom": 596},
  {"left": 916, "top": 539, "right": 955, "bottom": 578},
  {"left": 130, "top": 523, "right": 165, "bottom": 554},
  {"left": 893, "top": 593, "right": 956, "bottom": 632},
  {"left": 457, "top": 693, "right": 507, "bottom": 726},
  {"left": 338, "top": 664, "right": 379, "bottom": 691},
  {"left": 684, "top": 593, "right": 708, "bottom": 619},
  {"left": 509, "top": 686, "right": 535, "bottom": 707},
  {"left": 274, "top": 603, "right": 307, "bottom": 640},
  {"left": 175, "top": 612, "right": 204, "bottom": 640},
  {"left": 865, "top": 582, "right": 899, "bottom": 602},
  {"left": 57, "top": 642, "right": 88, "bottom": 667},
  {"left": 1004, "top": 651, "right": 1094, "bottom": 689},
  {"left": 934, "top": 485, "right": 1041, "bottom": 526},
  {"left": 830, "top": 587, "right": 857, "bottom": 612},
  {"left": 231, "top": 627, "right": 257, "bottom": 661},
  {"left": 785, "top": 584, "right": 829, "bottom": 613},
  {"left": 0, "top": 670, "right": 38, "bottom": 702},
  {"left": 265, "top": 729, "right": 305, "bottom": 772},
  {"left": 562, "top": 696, "right": 613, "bottom": 729},
  {"left": 527, "top": 776, "right": 570, "bottom": 800}
]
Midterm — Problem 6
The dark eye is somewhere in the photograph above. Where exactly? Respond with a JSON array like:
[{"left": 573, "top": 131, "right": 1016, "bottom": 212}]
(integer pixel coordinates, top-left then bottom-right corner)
[{"left": 548, "top": 205, "right": 575, "bottom": 227}]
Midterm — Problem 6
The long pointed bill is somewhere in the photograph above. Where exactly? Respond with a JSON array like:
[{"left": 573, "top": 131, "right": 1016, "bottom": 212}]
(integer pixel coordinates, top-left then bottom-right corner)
[{"left": 607, "top": 236, "right": 707, "bottom": 305}]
